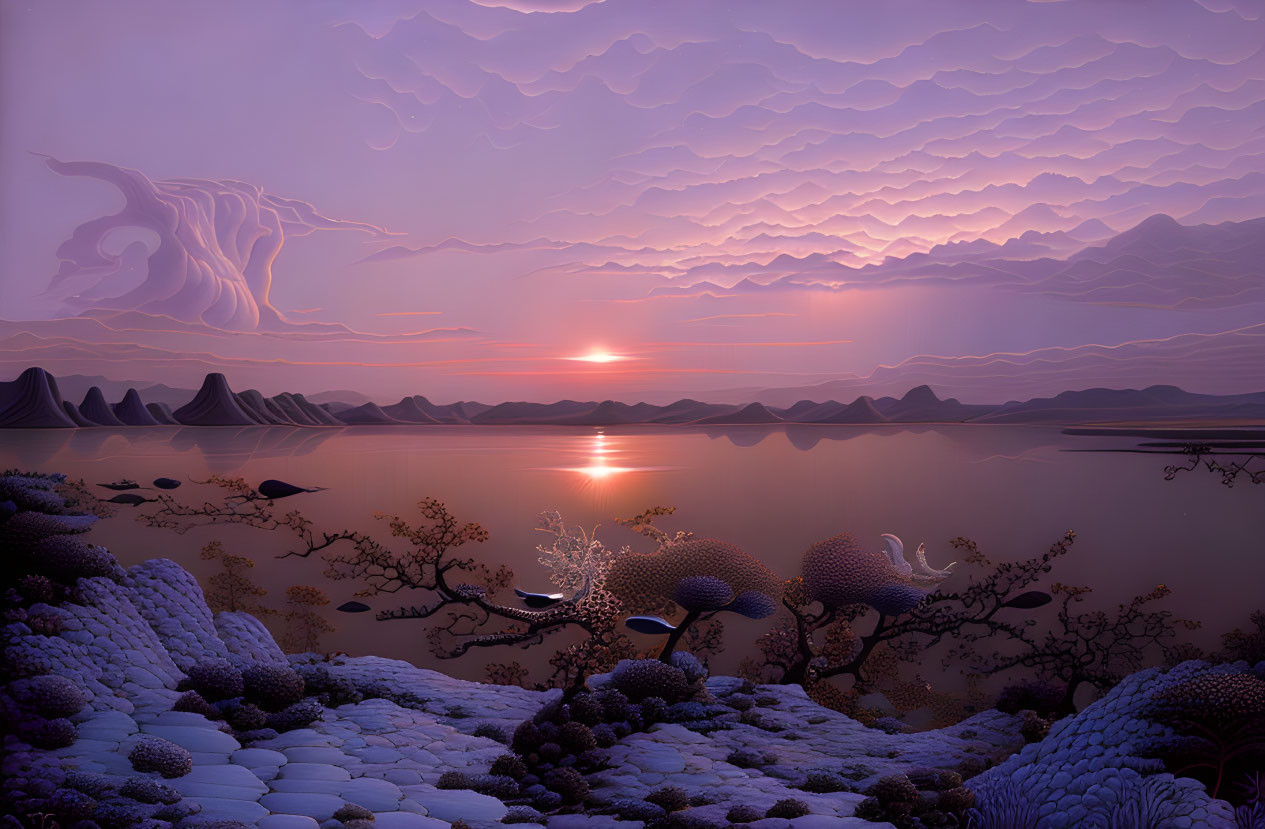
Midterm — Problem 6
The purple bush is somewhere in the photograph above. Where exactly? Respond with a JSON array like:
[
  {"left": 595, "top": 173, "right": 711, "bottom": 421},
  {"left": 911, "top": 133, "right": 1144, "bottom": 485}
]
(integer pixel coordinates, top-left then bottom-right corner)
[
  {"left": 241, "top": 663, "right": 305, "bottom": 711},
  {"left": 128, "top": 737, "right": 194, "bottom": 778},
  {"left": 184, "top": 657, "right": 244, "bottom": 702},
  {"left": 10, "top": 674, "right": 87, "bottom": 718}
]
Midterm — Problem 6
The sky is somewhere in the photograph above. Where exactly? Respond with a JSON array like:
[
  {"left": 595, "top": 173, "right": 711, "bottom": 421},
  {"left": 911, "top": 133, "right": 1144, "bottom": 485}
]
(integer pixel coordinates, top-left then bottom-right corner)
[{"left": 2, "top": 0, "right": 1264, "bottom": 403}]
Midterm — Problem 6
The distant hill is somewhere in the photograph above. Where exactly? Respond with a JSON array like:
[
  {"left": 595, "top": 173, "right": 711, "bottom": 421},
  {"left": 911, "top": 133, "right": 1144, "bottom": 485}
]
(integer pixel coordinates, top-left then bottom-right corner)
[{"left": 2, "top": 367, "right": 1264, "bottom": 429}]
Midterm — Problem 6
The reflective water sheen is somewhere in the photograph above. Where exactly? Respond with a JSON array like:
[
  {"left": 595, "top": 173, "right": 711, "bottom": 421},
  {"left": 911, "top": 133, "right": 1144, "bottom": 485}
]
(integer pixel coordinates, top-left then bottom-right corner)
[{"left": 2, "top": 424, "right": 1260, "bottom": 679}]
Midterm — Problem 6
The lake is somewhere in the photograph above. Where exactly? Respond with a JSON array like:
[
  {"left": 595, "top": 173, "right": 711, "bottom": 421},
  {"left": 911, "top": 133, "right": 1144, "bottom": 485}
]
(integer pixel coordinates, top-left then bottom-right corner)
[{"left": 3, "top": 424, "right": 1261, "bottom": 684}]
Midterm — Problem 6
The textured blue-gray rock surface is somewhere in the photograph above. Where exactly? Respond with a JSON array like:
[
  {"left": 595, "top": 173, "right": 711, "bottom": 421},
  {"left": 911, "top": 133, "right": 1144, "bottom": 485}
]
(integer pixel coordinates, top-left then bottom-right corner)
[{"left": 967, "top": 661, "right": 1239, "bottom": 828}]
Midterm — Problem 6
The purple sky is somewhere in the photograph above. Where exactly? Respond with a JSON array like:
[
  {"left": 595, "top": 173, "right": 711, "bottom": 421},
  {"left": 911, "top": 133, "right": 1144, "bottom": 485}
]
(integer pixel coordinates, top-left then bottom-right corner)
[{"left": 2, "top": 0, "right": 1264, "bottom": 402}]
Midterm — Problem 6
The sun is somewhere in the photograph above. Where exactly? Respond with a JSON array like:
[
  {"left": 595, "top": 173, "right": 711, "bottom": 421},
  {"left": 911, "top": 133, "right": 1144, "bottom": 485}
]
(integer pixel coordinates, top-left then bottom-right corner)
[{"left": 566, "top": 350, "right": 628, "bottom": 363}]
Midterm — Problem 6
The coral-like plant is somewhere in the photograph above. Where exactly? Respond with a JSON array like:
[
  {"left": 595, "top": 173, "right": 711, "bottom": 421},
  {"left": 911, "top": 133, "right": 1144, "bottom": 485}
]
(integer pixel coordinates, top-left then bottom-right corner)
[
  {"left": 609, "top": 513, "right": 781, "bottom": 661},
  {"left": 748, "top": 531, "right": 1196, "bottom": 717},
  {"left": 1140, "top": 670, "right": 1265, "bottom": 802}
]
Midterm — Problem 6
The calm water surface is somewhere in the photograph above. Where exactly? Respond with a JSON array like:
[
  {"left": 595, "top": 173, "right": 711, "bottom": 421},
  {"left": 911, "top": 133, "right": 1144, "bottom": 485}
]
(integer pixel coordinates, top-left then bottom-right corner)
[{"left": 3, "top": 425, "right": 1261, "bottom": 681}]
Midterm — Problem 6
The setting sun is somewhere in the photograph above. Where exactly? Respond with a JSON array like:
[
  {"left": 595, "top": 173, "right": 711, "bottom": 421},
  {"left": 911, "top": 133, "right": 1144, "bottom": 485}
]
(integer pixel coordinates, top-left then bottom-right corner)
[{"left": 565, "top": 350, "right": 628, "bottom": 364}]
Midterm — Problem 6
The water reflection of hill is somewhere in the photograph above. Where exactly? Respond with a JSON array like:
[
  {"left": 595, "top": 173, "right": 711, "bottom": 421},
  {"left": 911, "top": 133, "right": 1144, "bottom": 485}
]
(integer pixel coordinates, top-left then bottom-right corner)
[{"left": 695, "top": 424, "right": 1065, "bottom": 457}]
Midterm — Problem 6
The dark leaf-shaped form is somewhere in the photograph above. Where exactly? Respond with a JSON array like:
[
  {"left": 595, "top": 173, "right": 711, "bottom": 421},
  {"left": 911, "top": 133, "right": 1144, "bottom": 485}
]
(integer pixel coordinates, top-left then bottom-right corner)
[
  {"left": 674, "top": 575, "right": 735, "bottom": 612},
  {"left": 98, "top": 480, "right": 141, "bottom": 491},
  {"left": 514, "top": 588, "right": 564, "bottom": 609},
  {"left": 1002, "top": 591, "right": 1053, "bottom": 610},
  {"left": 257, "top": 479, "right": 324, "bottom": 500},
  {"left": 625, "top": 616, "right": 678, "bottom": 635},
  {"left": 107, "top": 493, "right": 156, "bottom": 506},
  {"left": 152, "top": 478, "right": 182, "bottom": 490},
  {"left": 337, "top": 601, "right": 371, "bottom": 613},
  {"left": 725, "top": 590, "right": 778, "bottom": 620}
]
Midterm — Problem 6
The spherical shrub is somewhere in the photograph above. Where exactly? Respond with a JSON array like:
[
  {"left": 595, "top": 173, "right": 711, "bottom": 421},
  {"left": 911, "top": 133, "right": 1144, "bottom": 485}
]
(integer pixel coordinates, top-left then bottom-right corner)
[
  {"left": 473, "top": 722, "right": 508, "bottom": 743},
  {"left": 438, "top": 771, "right": 470, "bottom": 790},
  {"left": 853, "top": 797, "right": 886, "bottom": 822},
  {"left": 466, "top": 774, "right": 520, "bottom": 799},
  {"left": 49, "top": 788, "right": 97, "bottom": 820},
  {"left": 65, "top": 771, "right": 119, "bottom": 799},
  {"left": 502, "top": 805, "right": 546, "bottom": 824},
  {"left": 224, "top": 702, "right": 268, "bottom": 732},
  {"left": 558, "top": 721, "right": 597, "bottom": 754},
  {"left": 611, "top": 798, "right": 666, "bottom": 821},
  {"left": 265, "top": 697, "right": 323, "bottom": 732},
  {"left": 34, "top": 536, "right": 121, "bottom": 583},
  {"left": 868, "top": 774, "right": 920, "bottom": 807},
  {"left": 490, "top": 753, "right": 528, "bottom": 780},
  {"left": 128, "top": 737, "right": 193, "bottom": 778},
  {"left": 726, "top": 804, "right": 762, "bottom": 823},
  {"left": 567, "top": 693, "right": 604, "bottom": 726},
  {"left": 333, "top": 803, "right": 374, "bottom": 821},
  {"left": 537, "top": 741, "right": 563, "bottom": 764},
  {"left": 19, "top": 716, "right": 77, "bottom": 749},
  {"left": 610, "top": 659, "right": 689, "bottom": 703},
  {"left": 10, "top": 674, "right": 87, "bottom": 718},
  {"left": 800, "top": 770, "right": 850, "bottom": 793},
  {"left": 172, "top": 691, "right": 219, "bottom": 719},
  {"left": 183, "top": 658, "right": 244, "bottom": 702},
  {"left": 542, "top": 767, "right": 588, "bottom": 805},
  {"left": 512, "top": 720, "right": 543, "bottom": 754},
  {"left": 669, "top": 651, "right": 707, "bottom": 684},
  {"left": 294, "top": 664, "right": 362, "bottom": 708},
  {"left": 1020, "top": 711, "right": 1051, "bottom": 743},
  {"left": 644, "top": 785, "right": 689, "bottom": 813},
  {"left": 532, "top": 790, "right": 563, "bottom": 811},
  {"left": 592, "top": 688, "right": 632, "bottom": 723},
  {"left": 765, "top": 798, "right": 811, "bottom": 819},
  {"left": 241, "top": 663, "right": 305, "bottom": 711},
  {"left": 591, "top": 723, "right": 616, "bottom": 748},
  {"left": 725, "top": 748, "right": 770, "bottom": 769},
  {"left": 938, "top": 786, "right": 976, "bottom": 814},
  {"left": 17, "top": 574, "right": 58, "bottom": 604},
  {"left": 92, "top": 798, "right": 151, "bottom": 829},
  {"left": 119, "top": 778, "right": 181, "bottom": 806}
]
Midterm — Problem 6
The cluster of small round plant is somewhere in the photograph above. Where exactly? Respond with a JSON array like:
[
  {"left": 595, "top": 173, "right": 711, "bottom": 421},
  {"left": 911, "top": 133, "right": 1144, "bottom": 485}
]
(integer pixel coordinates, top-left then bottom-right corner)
[
  {"left": 171, "top": 657, "right": 323, "bottom": 741},
  {"left": 0, "top": 472, "right": 210, "bottom": 829},
  {"left": 850, "top": 769, "right": 977, "bottom": 828}
]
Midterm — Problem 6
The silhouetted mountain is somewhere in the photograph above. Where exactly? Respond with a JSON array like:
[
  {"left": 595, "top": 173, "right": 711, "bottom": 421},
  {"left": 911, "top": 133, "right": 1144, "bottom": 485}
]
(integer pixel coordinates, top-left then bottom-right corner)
[
  {"left": 693, "top": 402, "right": 783, "bottom": 425},
  {"left": 471, "top": 400, "right": 597, "bottom": 425},
  {"left": 808, "top": 396, "right": 890, "bottom": 424},
  {"left": 6, "top": 368, "right": 1265, "bottom": 429},
  {"left": 79, "top": 387, "right": 125, "bottom": 426},
  {"left": 649, "top": 399, "right": 737, "bottom": 424},
  {"left": 146, "top": 402, "right": 180, "bottom": 425},
  {"left": 879, "top": 385, "right": 993, "bottom": 422},
  {"left": 334, "top": 402, "right": 405, "bottom": 425},
  {"left": 382, "top": 397, "right": 443, "bottom": 424},
  {"left": 172, "top": 374, "right": 260, "bottom": 426},
  {"left": 307, "top": 389, "right": 374, "bottom": 406},
  {"left": 113, "top": 388, "right": 161, "bottom": 426},
  {"left": 974, "top": 385, "right": 1265, "bottom": 423},
  {"left": 289, "top": 394, "right": 343, "bottom": 426},
  {"left": 0, "top": 367, "right": 75, "bottom": 427},
  {"left": 555, "top": 400, "right": 663, "bottom": 426},
  {"left": 63, "top": 400, "right": 95, "bottom": 427}
]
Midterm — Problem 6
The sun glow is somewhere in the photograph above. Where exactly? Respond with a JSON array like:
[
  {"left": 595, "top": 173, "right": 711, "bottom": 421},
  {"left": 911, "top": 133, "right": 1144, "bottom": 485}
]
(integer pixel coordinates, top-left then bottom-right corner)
[{"left": 567, "top": 350, "right": 628, "bottom": 363}]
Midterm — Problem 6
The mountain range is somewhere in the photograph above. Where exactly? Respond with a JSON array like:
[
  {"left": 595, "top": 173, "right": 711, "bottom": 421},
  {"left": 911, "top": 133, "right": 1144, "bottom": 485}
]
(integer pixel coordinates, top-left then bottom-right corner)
[{"left": 2, "top": 367, "right": 1263, "bottom": 429}]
